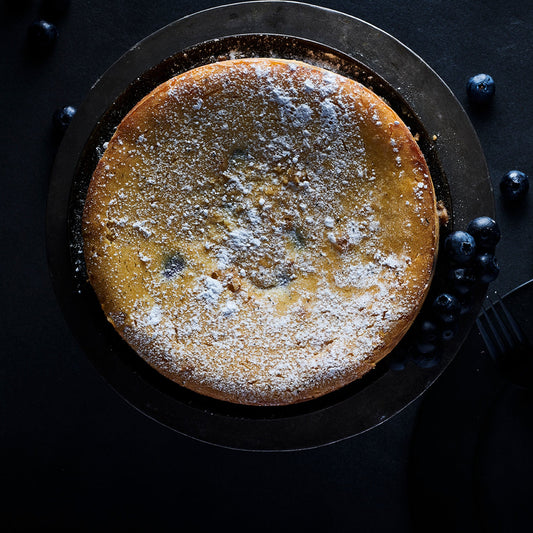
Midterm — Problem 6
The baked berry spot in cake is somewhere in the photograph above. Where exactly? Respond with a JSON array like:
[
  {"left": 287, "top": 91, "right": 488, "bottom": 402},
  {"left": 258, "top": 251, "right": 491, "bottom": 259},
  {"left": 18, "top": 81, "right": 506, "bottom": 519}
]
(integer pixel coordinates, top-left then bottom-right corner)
[{"left": 82, "top": 58, "right": 439, "bottom": 406}]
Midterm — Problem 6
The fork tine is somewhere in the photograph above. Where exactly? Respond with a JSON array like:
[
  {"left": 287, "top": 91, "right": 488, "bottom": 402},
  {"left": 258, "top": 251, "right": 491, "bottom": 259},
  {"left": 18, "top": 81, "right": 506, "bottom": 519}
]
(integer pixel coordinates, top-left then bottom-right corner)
[
  {"left": 481, "top": 304, "right": 506, "bottom": 355},
  {"left": 496, "top": 293, "right": 527, "bottom": 345},
  {"left": 476, "top": 315, "right": 498, "bottom": 361},
  {"left": 488, "top": 296, "right": 514, "bottom": 348},
  {"left": 477, "top": 293, "right": 532, "bottom": 388}
]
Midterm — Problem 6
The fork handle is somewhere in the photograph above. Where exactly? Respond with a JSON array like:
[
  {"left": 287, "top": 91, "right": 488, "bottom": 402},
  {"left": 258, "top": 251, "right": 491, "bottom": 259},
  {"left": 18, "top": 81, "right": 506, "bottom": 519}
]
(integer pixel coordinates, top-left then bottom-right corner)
[{"left": 497, "top": 345, "right": 533, "bottom": 390}]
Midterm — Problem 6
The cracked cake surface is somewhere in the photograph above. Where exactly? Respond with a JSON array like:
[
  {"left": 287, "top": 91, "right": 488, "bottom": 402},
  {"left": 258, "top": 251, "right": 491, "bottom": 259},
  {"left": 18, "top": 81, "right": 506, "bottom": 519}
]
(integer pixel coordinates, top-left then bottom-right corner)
[{"left": 82, "top": 57, "right": 438, "bottom": 406}]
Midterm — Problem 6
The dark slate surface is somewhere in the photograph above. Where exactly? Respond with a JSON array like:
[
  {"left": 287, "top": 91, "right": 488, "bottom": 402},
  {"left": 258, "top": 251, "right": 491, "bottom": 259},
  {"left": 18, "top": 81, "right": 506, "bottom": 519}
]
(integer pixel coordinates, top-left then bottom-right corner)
[{"left": 1, "top": 1, "right": 531, "bottom": 530}]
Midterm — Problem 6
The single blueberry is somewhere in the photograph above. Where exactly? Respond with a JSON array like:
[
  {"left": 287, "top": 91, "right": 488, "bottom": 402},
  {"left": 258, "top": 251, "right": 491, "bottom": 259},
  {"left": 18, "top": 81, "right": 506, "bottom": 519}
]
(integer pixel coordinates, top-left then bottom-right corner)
[
  {"left": 276, "top": 269, "right": 293, "bottom": 286},
  {"left": 389, "top": 359, "right": 406, "bottom": 371},
  {"left": 228, "top": 148, "right": 250, "bottom": 165},
  {"left": 441, "top": 324, "right": 457, "bottom": 342},
  {"left": 415, "top": 341, "right": 437, "bottom": 355},
  {"left": 413, "top": 350, "right": 441, "bottom": 369},
  {"left": 466, "top": 74, "right": 495, "bottom": 105},
  {"left": 444, "top": 230, "right": 476, "bottom": 264},
  {"left": 53, "top": 105, "right": 76, "bottom": 134},
  {"left": 432, "top": 293, "right": 461, "bottom": 323},
  {"left": 389, "top": 351, "right": 408, "bottom": 371},
  {"left": 457, "top": 293, "right": 474, "bottom": 316},
  {"left": 467, "top": 216, "right": 501, "bottom": 250},
  {"left": 447, "top": 266, "right": 477, "bottom": 294},
  {"left": 418, "top": 319, "right": 439, "bottom": 343},
  {"left": 162, "top": 252, "right": 185, "bottom": 279},
  {"left": 290, "top": 227, "right": 307, "bottom": 248},
  {"left": 474, "top": 253, "right": 500, "bottom": 283},
  {"left": 27, "top": 20, "right": 58, "bottom": 51},
  {"left": 500, "top": 170, "right": 529, "bottom": 202}
]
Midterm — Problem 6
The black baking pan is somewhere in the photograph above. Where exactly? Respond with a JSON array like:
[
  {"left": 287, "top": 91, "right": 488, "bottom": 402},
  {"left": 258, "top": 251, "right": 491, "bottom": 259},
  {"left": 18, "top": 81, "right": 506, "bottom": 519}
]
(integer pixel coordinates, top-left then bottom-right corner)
[{"left": 46, "top": 1, "right": 494, "bottom": 450}]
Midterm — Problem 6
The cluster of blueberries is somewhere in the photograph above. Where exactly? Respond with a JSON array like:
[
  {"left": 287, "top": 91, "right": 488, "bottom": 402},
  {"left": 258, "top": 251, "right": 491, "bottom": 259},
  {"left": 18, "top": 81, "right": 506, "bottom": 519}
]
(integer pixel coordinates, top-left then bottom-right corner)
[
  {"left": 25, "top": 0, "right": 76, "bottom": 133},
  {"left": 390, "top": 74, "right": 531, "bottom": 371},
  {"left": 396, "top": 216, "right": 502, "bottom": 370}
]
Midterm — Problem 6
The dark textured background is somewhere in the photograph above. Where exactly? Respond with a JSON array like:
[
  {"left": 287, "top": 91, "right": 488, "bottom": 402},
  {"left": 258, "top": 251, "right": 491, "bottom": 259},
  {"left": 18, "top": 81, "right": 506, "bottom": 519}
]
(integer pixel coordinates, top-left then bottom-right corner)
[{"left": 1, "top": 1, "right": 532, "bottom": 531}]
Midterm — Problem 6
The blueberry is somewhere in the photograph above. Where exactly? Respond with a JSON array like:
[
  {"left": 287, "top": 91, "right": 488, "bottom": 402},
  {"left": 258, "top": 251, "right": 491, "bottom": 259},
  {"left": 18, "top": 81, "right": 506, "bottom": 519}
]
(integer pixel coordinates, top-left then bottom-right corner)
[
  {"left": 441, "top": 324, "right": 457, "bottom": 342},
  {"left": 413, "top": 350, "right": 440, "bottom": 369},
  {"left": 415, "top": 341, "right": 437, "bottom": 355},
  {"left": 447, "top": 267, "right": 477, "bottom": 294},
  {"left": 27, "top": 20, "right": 58, "bottom": 51},
  {"left": 466, "top": 74, "right": 495, "bottom": 105},
  {"left": 290, "top": 227, "right": 307, "bottom": 248},
  {"left": 390, "top": 339, "right": 410, "bottom": 371},
  {"left": 444, "top": 231, "right": 476, "bottom": 264},
  {"left": 432, "top": 293, "right": 461, "bottom": 323},
  {"left": 389, "top": 351, "right": 408, "bottom": 371},
  {"left": 500, "top": 170, "right": 529, "bottom": 202},
  {"left": 467, "top": 217, "right": 501, "bottom": 251},
  {"left": 457, "top": 293, "right": 475, "bottom": 316},
  {"left": 474, "top": 253, "right": 500, "bottom": 283},
  {"left": 53, "top": 105, "right": 76, "bottom": 134},
  {"left": 418, "top": 319, "right": 439, "bottom": 343},
  {"left": 389, "top": 359, "right": 406, "bottom": 371},
  {"left": 162, "top": 252, "right": 185, "bottom": 279}
]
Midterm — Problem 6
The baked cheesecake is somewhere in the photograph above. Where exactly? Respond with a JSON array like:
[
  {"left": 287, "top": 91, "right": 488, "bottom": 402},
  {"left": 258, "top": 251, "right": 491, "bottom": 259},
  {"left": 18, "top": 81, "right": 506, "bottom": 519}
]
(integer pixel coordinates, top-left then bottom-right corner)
[{"left": 82, "top": 58, "right": 439, "bottom": 406}]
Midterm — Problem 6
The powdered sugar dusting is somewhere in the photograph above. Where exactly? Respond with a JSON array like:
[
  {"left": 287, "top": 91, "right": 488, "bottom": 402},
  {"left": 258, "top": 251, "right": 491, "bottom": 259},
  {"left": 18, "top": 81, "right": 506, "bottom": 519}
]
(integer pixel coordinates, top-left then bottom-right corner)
[
  {"left": 198, "top": 276, "right": 224, "bottom": 304},
  {"left": 83, "top": 58, "right": 437, "bottom": 405}
]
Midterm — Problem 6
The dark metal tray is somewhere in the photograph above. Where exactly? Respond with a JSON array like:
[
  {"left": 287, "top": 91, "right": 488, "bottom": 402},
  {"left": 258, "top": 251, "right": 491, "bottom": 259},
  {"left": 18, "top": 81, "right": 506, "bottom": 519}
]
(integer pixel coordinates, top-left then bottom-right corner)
[{"left": 46, "top": 1, "right": 494, "bottom": 450}]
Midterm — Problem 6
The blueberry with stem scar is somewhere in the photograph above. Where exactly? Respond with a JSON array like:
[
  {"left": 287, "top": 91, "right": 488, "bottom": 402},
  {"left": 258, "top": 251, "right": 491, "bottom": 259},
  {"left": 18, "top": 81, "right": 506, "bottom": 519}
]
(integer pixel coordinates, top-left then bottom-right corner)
[
  {"left": 444, "top": 231, "right": 476, "bottom": 264},
  {"left": 466, "top": 74, "right": 495, "bottom": 105},
  {"left": 441, "top": 323, "right": 457, "bottom": 342},
  {"left": 432, "top": 293, "right": 461, "bottom": 324}
]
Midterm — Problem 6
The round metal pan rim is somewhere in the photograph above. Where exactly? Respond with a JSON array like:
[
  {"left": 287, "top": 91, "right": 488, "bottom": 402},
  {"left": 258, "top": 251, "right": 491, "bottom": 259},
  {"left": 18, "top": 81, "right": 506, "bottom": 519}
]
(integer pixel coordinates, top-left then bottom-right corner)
[{"left": 46, "top": 1, "right": 493, "bottom": 451}]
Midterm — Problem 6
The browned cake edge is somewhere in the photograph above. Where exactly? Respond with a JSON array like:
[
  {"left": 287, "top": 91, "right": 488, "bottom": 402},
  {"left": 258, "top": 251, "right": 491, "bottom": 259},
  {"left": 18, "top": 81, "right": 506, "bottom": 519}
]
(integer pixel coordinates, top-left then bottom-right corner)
[{"left": 82, "top": 58, "right": 439, "bottom": 406}]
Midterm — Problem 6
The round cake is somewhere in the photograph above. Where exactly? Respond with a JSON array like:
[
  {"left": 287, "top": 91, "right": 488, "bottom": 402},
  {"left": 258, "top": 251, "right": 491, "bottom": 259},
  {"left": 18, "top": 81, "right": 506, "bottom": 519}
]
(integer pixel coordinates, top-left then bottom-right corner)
[{"left": 82, "top": 58, "right": 438, "bottom": 406}]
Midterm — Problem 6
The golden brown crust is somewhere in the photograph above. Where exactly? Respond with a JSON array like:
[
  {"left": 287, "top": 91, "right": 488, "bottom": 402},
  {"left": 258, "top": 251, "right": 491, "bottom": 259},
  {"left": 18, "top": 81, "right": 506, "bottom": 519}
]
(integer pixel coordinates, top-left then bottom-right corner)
[
  {"left": 437, "top": 200, "right": 450, "bottom": 226},
  {"left": 83, "top": 58, "right": 438, "bottom": 406}
]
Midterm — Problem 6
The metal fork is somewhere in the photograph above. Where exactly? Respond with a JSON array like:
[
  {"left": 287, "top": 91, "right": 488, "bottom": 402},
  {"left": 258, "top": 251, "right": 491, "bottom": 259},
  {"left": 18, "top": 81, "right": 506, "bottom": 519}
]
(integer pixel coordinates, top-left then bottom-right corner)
[{"left": 476, "top": 293, "right": 533, "bottom": 389}]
